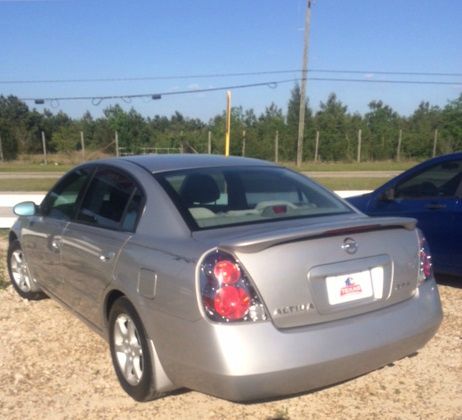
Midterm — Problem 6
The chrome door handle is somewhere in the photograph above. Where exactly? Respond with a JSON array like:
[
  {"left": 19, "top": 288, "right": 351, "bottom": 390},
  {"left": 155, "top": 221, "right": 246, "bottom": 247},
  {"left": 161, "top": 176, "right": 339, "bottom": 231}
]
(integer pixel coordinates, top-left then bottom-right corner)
[
  {"left": 425, "top": 203, "right": 446, "bottom": 210},
  {"left": 99, "top": 251, "right": 116, "bottom": 262}
]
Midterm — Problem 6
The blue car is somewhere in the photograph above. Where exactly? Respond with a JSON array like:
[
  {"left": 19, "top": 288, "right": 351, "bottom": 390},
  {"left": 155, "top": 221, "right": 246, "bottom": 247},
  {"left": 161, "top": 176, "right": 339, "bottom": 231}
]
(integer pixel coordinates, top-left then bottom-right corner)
[{"left": 348, "top": 152, "right": 462, "bottom": 277}]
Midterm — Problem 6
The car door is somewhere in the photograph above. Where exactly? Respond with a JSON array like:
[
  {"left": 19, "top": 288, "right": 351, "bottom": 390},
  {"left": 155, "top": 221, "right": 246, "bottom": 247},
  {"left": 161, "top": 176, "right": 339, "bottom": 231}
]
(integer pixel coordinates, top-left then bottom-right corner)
[
  {"left": 59, "top": 167, "right": 144, "bottom": 328},
  {"left": 367, "top": 159, "right": 462, "bottom": 274},
  {"left": 20, "top": 167, "right": 93, "bottom": 298}
]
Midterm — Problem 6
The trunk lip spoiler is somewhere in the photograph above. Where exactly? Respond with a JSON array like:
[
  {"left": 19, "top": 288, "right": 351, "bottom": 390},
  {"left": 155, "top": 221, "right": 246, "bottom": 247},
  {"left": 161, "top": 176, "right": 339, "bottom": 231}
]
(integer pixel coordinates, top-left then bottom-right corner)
[{"left": 219, "top": 217, "right": 417, "bottom": 254}]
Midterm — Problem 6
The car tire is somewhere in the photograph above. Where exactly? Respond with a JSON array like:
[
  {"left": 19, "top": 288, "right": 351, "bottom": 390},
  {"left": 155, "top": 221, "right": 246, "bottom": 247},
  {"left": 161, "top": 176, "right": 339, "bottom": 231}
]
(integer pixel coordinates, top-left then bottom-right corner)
[
  {"left": 7, "top": 239, "right": 46, "bottom": 300},
  {"left": 109, "top": 297, "right": 162, "bottom": 402}
]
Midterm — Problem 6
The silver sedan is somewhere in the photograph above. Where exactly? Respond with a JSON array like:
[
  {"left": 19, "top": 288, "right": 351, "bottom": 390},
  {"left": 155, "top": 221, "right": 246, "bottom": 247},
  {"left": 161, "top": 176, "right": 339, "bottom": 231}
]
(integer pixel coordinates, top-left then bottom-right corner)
[{"left": 7, "top": 155, "right": 442, "bottom": 402}]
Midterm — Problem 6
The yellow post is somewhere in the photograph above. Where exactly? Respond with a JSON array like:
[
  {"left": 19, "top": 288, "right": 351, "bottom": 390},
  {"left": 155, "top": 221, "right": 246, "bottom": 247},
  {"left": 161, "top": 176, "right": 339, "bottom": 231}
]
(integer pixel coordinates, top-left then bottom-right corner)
[{"left": 225, "top": 90, "right": 231, "bottom": 156}]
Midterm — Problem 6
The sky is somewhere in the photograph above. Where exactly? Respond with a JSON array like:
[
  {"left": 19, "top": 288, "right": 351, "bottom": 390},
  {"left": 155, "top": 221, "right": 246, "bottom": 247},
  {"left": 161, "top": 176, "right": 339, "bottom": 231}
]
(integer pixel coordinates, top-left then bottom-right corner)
[{"left": 0, "top": 0, "right": 461, "bottom": 121}]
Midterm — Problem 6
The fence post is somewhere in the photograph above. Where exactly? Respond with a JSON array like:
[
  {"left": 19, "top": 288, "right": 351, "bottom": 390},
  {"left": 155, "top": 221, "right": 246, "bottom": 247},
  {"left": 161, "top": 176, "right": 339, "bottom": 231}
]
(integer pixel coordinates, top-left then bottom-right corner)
[
  {"left": 432, "top": 129, "right": 438, "bottom": 157},
  {"left": 274, "top": 130, "right": 279, "bottom": 163},
  {"left": 314, "top": 130, "right": 319, "bottom": 162},
  {"left": 41, "top": 131, "right": 47, "bottom": 165},
  {"left": 242, "top": 130, "right": 246, "bottom": 156},
  {"left": 0, "top": 134, "right": 4, "bottom": 162},
  {"left": 357, "top": 129, "right": 362, "bottom": 163},
  {"left": 80, "top": 131, "right": 85, "bottom": 161},
  {"left": 397, "top": 129, "right": 402, "bottom": 161},
  {"left": 115, "top": 131, "right": 119, "bottom": 157},
  {"left": 208, "top": 130, "right": 212, "bottom": 154}
]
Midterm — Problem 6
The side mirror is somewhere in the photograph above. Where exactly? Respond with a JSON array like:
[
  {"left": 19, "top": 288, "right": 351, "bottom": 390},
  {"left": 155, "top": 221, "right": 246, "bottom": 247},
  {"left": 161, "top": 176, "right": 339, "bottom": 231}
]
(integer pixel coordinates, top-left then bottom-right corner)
[
  {"left": 13, "top": 201, "right": 38, "bottom": 217},
  {"left": 380, "top": 188, "right": 395, "bottom": 202}
]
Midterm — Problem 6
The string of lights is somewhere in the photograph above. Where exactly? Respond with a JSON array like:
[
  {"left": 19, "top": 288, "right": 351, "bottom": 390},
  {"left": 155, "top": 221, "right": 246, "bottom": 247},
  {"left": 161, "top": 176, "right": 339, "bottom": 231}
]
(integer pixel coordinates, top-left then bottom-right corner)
[{"left": 18, "top": 76, "right": 462, "bottom": 106}]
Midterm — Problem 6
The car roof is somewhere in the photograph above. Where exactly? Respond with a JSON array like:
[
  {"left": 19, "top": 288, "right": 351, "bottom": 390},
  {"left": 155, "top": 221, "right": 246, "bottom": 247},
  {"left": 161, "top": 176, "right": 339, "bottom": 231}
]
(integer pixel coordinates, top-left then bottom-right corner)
[{"left": 120, "top": 154, "right": 276, "bottom": 173}]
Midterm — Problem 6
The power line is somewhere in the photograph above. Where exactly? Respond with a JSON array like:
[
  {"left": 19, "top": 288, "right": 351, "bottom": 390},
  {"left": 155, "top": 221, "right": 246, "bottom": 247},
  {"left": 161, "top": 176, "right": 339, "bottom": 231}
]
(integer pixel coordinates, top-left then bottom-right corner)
[
  {"left": 20, "top": 78, "right": 298, "bottom": 103},
  {"left": 309, "top": 77, "right": 462, "bottom": 85},
  {"left": 310, "top": 69, "right": 462, "bottom": 77},
  {"left": 1, "top": 70, "right": 300, "bottom": 85},
  {"left": 19, "top": 76, "right": 462, "bottom": 105},
  {"left": 2, "top": 68, "right": 462, "bottom": 85}
]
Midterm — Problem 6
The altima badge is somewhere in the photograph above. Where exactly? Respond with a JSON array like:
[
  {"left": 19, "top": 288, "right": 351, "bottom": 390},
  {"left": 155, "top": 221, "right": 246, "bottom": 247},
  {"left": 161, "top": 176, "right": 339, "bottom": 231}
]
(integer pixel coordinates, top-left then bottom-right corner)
[
  {"left": 273, "top": 303, "right": 314, "bottom": 316},
  {"left": 341, "top": 237, "right": 358, "bottom": 254}
]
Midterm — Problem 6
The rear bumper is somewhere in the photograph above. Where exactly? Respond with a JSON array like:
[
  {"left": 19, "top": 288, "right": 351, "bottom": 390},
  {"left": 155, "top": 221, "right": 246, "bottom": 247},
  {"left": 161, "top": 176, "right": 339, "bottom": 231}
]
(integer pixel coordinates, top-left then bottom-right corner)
[{"left": 153, "top": 279, "right": 442, "bottom": 402}]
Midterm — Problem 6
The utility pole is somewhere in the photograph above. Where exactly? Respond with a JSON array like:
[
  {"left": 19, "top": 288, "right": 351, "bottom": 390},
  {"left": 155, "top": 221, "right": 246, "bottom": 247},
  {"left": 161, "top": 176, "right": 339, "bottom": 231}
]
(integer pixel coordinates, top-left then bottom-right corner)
[
  {"left": 314, "top": 130, "right": 319, "bottom": 162},
  {"left": 432, "top": 129, "right": 438, "bottom": 157},
  {"left": 80, "top": 131, "right": 85, "bottom": 161},
  {"left": 296, "top": 0, "right": 312, "bottom": 167},
  {"left": 274, "top": 130, "right": 279, "bottom": 163},
  {"left": 41, "top": 131, "right": 47, "bottom": 165},
  {"left": 357, "top": 129, "right": 362, "bottom": 163},
  {"left": 397, "top": 129, "right": 402, "bottom": 161},
  {"left": 208, "top": 130, "right": 212, "bottom": 154},
  {"left": 242, "top": 130, "right": 246, "bottom": 156}
]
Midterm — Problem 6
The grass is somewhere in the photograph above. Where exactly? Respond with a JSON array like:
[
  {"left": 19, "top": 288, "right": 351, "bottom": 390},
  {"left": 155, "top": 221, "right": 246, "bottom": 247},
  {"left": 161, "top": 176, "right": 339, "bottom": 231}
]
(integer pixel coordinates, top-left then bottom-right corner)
[
  {"left": 266, "top": 407, "right": 290, "bottom": 420},
  {"left": 0, "top": 150, "right": 113, "bottom": 172},
  {"left": 0, "top": 163, "right": 71, "bottom": 172},
  {"left": 0, "top": 229, "right": 8, "bottom": 290},
  {"left": 0, "top": 158, "right": 408, "bottom": 191},
  {"left": 0, "top": 155, "right": 419, "bottom": 173},
  {"left": 314, "top": 177, "right": 388, "bottom": 191},
  {"left": 0, "top": 257, "right": 7, "bottom": 289},
  {"left": 282, "top": 160, "right": 417, "bottom": 172},
  {"left": 0, "top": 177, "right": 388, "bottom": 191},
  {"left": 0, "top": 179, "right": 56, "bottom": 192}
]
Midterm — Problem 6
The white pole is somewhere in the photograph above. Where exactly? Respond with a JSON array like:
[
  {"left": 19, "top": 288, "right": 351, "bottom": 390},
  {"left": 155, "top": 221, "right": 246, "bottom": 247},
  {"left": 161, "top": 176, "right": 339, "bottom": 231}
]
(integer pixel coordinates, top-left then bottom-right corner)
[
  {"left": 80, "top": 131, "right": 85, "bottom": 161},
  {"left": 41, "top": 131, "right": 47, "bottom": 165},
  {"left": 115, "top": 131, "right": 119, "bottom": 157}
]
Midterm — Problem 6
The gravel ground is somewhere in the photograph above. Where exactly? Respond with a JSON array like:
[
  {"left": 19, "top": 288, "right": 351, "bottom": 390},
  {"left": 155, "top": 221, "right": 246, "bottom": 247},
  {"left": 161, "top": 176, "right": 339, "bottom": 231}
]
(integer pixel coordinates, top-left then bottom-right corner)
[{"left": 0, "top": 240, "right": 461, "bottom": 420}]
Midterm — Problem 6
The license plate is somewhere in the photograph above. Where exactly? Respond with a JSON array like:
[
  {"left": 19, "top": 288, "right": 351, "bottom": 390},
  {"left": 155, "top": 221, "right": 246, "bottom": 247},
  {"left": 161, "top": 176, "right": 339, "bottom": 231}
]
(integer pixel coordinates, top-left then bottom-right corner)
[{"left": 326, "top": 270, "right": 374, "bottom": 305}]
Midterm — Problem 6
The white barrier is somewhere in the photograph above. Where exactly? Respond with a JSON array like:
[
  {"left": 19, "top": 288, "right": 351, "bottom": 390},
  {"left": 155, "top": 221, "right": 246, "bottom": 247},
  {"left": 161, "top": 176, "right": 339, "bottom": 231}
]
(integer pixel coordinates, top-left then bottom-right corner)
[{"left": 0, "top": 191, "right": 371, "bottom": 229}]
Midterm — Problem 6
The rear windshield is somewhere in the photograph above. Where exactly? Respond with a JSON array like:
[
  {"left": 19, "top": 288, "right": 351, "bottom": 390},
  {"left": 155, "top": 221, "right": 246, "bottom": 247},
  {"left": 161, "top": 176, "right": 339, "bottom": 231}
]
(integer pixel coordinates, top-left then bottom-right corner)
[{"left": 155, "top": 166, "right": 351, "bottom": 230}]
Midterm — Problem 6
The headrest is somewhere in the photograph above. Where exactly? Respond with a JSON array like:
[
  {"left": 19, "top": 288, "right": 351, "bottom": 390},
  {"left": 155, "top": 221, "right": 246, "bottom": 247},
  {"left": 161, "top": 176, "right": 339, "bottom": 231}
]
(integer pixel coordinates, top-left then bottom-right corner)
[{"left": 180, "top": 173, "right": 220, "bottom": 206}]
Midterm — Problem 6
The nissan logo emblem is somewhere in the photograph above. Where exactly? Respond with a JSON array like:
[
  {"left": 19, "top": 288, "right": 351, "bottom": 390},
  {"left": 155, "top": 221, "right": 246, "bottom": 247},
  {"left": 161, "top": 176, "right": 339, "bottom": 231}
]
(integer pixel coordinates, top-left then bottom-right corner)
[{"left": 341, "top": 237, "right": 358, "bottom": 254}]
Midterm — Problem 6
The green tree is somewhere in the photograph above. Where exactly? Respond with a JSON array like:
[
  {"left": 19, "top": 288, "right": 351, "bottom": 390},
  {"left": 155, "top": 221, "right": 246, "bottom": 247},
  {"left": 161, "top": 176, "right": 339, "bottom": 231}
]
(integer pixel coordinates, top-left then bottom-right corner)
[
  {"left": 51, "top": 123, "right": 81, "bottom": 154},
  {"left": 440, "top": 94, "right": 462, "bottom": 152},
  {"left": 314, "top": 93, "right": 350, "bottom": 161},
  {"left": 365, "top": 101, "right": 400, "bottom": 160},
  {"left": 404, "top": 102, "right": 441, "bottom": 159},
  {"left": 253, "top": 103, "right": 285, "bottom": 161},
  {"left": 286, "top": 84, "right": 313, "bottom": 161},
  {"left": 0, "top": 95, "right": 30, "bottom": 155},
  {"left": 104, "top": 105, "right": 150, "bottom": 153},
  {"left": 0, "top": 123, "right": 18, "bottom": 160}
]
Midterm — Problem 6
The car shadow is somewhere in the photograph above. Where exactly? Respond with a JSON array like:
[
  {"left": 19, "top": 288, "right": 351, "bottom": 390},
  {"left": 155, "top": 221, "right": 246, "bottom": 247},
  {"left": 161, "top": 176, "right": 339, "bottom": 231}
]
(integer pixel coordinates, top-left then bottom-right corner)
[{"left": 435, "top": 274, "right": 462, "bottom": 289}]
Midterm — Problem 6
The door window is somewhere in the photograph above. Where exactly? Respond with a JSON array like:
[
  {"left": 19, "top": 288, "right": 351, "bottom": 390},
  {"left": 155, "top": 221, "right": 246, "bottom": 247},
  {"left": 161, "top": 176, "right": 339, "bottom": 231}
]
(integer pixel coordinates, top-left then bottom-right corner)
[
  {"left": 395, "top": 160, "right": 462, "bottom": 199},
  {"left": 41, "top": 168, "right": 92, "bottom": 220},
  {"left": 76, "top": 168, "right": 143, "bottom": 231}
]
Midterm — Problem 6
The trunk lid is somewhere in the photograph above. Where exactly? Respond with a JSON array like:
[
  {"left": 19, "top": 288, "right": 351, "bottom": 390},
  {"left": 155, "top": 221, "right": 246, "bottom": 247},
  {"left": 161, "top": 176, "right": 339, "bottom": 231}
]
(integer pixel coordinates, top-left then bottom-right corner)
[{"left": 217, "top": 216, "right": 419, "bottom": 329}]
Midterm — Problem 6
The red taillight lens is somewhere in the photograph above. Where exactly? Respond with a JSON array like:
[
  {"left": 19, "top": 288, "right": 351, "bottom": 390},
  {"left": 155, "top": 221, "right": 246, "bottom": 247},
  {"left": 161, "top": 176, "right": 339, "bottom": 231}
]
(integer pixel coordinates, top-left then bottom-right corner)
[
  {"left": 200, "top": 250, "right": 267, "bottom": 323},
  {"left": 213, "top": 260, "right": 241, "bottom": 285},
  {"left": 418, "top": 229, "right": 433, "bottom": 284},
  {"left": 272, "top": 205, "right": 287, "bottom": 214},
  {"left": 214, "top": 286, "right": 251, "bottom": 320}
]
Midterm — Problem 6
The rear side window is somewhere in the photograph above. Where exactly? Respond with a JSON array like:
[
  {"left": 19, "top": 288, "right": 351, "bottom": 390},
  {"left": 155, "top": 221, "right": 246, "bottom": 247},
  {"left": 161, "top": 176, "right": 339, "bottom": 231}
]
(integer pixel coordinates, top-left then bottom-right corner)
[
  {"left": 395, "top": 160, "right": 462, "bottom": 198},
  {"left": 76, "top": 168, "right": 142, "bottom": 231}
]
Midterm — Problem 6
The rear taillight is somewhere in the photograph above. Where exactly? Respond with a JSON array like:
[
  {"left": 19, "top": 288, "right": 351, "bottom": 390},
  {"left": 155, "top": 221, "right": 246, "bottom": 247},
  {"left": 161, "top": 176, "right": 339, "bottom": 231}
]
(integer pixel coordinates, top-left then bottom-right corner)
[
  {"left": 199, "top": 250, "right": 267, "bottom": 323},
  {"left": 417, "top": 229, "right": 433, "bottom": 285}
]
